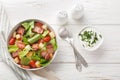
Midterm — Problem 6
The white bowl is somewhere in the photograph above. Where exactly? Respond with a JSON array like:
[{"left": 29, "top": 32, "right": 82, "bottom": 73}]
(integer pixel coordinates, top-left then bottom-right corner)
[
  {"left": 7, "top": 19, "right": 58, "bottom": 70},
  {"left": 78, "top": 27, "right": 104, "bottom": 51}
]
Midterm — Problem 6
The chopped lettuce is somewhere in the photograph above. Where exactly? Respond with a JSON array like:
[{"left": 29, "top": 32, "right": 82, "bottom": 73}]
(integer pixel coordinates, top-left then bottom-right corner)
[
  {"left": 19, "top": 45, "right": 31, "bottom": 58},
  {"left": 25, "top": 45, "right": 31, "bottom": 50},
  {"left": 22, "top": 22, "right": 30, "bottom": 30},
  {"left": 50, "top": 38, "right": 57, "bottom": 50},
  {"left": 25, "top": 21, "right": 35, "bottom": 37},
  {"left": 53, "top": 44, "right": 57, "bottom": 51},
  {"left": 41, "top": 60, "right": 50, "bottom": 67},
  {"left": 28, "top": 34, "right": 42, "bottom": 44},
  {"left": 23, "top": 36, "right": 29, "bottom": 44},
  {"left": 29, "top": 21, "right": 34, "bottom": 28},
  {"left": 42, "top": 30, "right": 49, "bottom": 37},
  {"left": 21, "top": 57, "right": 30, "bottom": 66},
  {"left": 40, "top": 42, "right": 47, "bottom": 51},
  {"left": 36, "top": 50, "right": 41, "bottom": 56},
  {"left": 31, "top": 55, "right": 41, "bottom": 61},
  {"left": 8, "top": 45, "right": 18, "bottom": 53},
  {"left": 40, "top": 58, "right": 47, "bottom": 64}
]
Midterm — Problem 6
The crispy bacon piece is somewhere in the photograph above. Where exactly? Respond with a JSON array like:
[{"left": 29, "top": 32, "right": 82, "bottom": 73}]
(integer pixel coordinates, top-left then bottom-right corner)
[
  {"left": 32, "top": 43, "right": 39, "bottom": 51},
  {"left": 33, "top": 22, "right": 44, "bottom": 34},
  {"left": 46, "top": 44, "right": 54, "bottom": 54},
  {"left": 21, "top": 65, "right": 30, "bottom": 69},
  {"left": 16, "top": 41, "right": 25, "bottom": 49},
  {"left": 17, "top": 26, "right": 25, "bottom": 35},
  {"left": 41, "top": 51, "right": 47, "bottom": 58},
  {"left": 35, "top": 22, "right": 43, "bottom": 27},
  {"left": 45, "top": 53, "right": 51, "bottom": 60},
  {"left": 12, "top": 50, "right": 21, "bottom": 58}
]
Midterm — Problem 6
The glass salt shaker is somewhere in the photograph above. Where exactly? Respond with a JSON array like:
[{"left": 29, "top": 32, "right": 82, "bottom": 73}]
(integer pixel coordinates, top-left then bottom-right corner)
[
  {"left": 71, "top": 3, "right": 84, "bottom": 20},
  {"left": 56, "top": 10, "right": 68, "bottom": 25}
]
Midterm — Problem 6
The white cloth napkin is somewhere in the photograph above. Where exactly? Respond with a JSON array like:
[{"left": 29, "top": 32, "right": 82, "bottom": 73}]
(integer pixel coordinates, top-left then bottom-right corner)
[
  {"left": 0, "top": 61, "right": 60, "bottom": 80},
  {"left": 0, "top": 61, "right": 18, "bottom": 80}
]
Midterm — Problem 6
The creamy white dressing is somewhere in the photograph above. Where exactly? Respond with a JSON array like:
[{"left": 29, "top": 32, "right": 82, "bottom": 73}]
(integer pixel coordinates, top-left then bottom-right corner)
[{"left": 79, "top": 27, "right": 103, "bottom": 51}]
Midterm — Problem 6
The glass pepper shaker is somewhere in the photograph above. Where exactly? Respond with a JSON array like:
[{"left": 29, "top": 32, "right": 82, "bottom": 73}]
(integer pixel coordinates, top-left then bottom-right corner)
[{"left": 71, "top": 3, "right": 84, "bottom": 20}]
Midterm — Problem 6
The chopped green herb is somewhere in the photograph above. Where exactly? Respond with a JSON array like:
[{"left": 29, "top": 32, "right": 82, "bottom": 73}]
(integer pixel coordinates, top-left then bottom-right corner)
[
  {"left": 80, "top": 30, "right": 101, "bottom": 47},
  {"left": 99, "top": 34, "right": 102, "bottom": 38}
]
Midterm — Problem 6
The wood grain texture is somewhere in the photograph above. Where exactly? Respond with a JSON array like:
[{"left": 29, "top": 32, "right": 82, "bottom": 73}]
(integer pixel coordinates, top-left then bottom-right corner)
[
  {"left": 1, "top": 0, "right": 120, "bottom": 80},
  {"left": 1, "top": 0, "right": 120, "bottom": 25},
  {"left": 35, "top": 63, "right": 120, "bottom": 80}
]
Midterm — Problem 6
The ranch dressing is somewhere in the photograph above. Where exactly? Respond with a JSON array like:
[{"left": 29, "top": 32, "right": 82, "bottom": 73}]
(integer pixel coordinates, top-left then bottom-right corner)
[{"left": 79, "top": 27, "right": 103, "bottom": 51}]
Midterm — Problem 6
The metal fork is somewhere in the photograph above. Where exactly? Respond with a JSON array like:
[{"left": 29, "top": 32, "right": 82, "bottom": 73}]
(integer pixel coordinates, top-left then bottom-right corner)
[
  {"left": 68, "top": 32, "right": 88, "bottom": 72},
  {"left": 67, "top": 35, "right": 83, "bottom": 72},
  {"left": 59, "top": 27, "right": 88, "bottom": 72}
]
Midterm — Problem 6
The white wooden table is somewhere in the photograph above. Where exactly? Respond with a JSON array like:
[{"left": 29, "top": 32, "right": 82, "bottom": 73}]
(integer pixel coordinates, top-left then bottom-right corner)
[{"left": 1, "top": 0, "right": 120, "bottom": 80}]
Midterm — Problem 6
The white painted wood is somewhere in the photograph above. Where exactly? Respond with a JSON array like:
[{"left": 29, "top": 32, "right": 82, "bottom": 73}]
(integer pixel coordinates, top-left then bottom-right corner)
[
  {"left": 1, "top": 0, "right": 120, "bottom": 25},
  {"left": 1, "top": 0, "right": 120, "bottom": 80},
  {"left": 50, "top": 25, "right": 120, "bottom": 64},
  {"left": 34, "top": 63, "right": 120, "bottom": 80}
]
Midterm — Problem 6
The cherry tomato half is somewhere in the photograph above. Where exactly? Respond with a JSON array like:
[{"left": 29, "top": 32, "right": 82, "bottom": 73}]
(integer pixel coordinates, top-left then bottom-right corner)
[
  {"left": 43, "top": 36, "right": 51, "bottom": 42},
  {"left": 29, "top": 60, "right": 36, "bottom": 68},
  {"left": 9, "top": 37, "right": 16, "bottom": 45}
]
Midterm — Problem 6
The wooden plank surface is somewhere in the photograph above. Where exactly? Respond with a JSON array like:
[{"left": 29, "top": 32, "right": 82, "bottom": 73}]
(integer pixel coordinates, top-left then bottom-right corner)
[
  {"left": 2, "top": 0, "right": 120, "bottom": 25},
  {"left": 35, "top": 63, "right": 120, "bottom": 80}
]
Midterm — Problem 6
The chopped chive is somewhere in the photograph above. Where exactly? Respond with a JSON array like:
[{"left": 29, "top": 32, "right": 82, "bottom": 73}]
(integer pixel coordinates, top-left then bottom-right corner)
[
  {"left": 79, "top": 29, "right": 102, "bottom": 48},
  {"left": 99, "top": 34, "right": 102, "bottom": 38}
]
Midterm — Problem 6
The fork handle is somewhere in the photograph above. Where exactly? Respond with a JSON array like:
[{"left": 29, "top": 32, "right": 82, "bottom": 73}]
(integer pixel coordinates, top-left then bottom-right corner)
[{"left": 69, "top": 41, "right": 88, "bottom": 68}]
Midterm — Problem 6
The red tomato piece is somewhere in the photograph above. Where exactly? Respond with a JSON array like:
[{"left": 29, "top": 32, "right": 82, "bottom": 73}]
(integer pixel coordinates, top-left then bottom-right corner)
[
  {"left": 16, "top": 41, "right": 25, "bottom": 49},
  {"left": 43, "top": 36, "right": 51, "bottom": 42},
  {"left": 29, "top": 60, "right": 36, "bottom": 68},
  {"left": 9, "top": 37, "right": 16, "bottom": 45}
]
